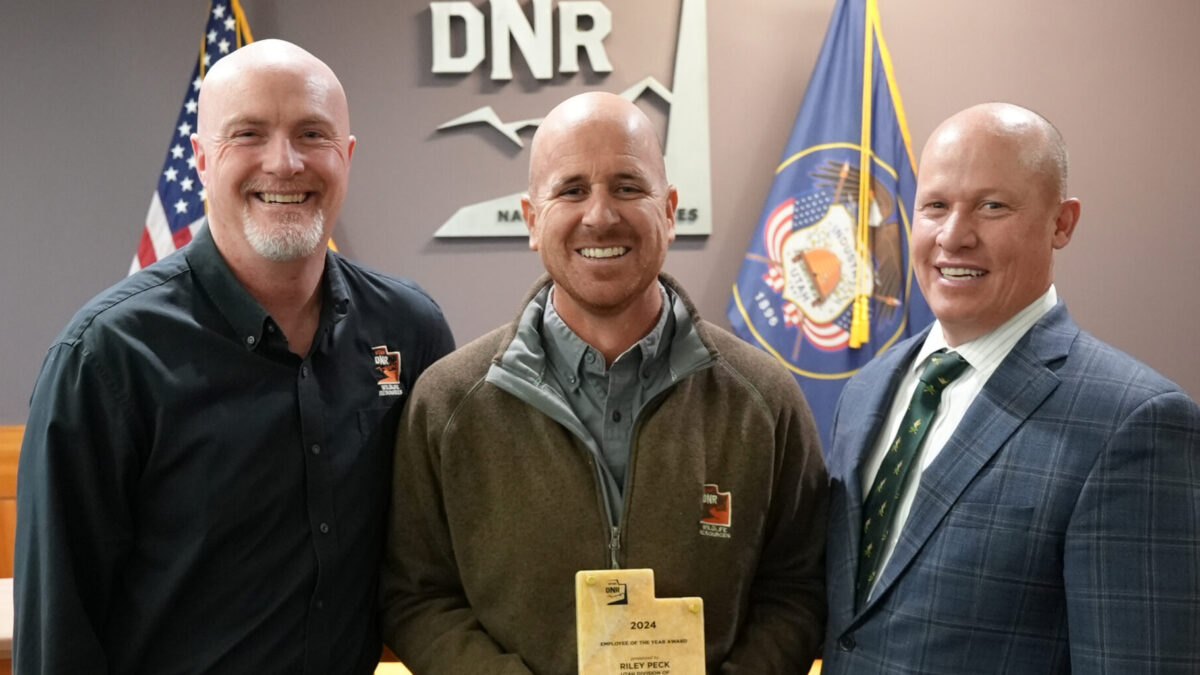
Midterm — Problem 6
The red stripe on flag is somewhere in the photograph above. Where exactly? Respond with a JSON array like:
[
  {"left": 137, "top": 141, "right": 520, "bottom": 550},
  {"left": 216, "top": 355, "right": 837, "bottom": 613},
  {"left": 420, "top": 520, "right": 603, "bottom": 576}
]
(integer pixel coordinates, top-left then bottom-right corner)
[
  {"left": 172, "top": 226, "right": 194, "bottom": 249},
  {"left": 763, "top": 199, "right": 794, "bottom": 264},
  {"left": 136, "top": 228, "right": 158, "bottom": 270},
  {"left": 803, "top": 318, "right": 850, "bottom": 351}
]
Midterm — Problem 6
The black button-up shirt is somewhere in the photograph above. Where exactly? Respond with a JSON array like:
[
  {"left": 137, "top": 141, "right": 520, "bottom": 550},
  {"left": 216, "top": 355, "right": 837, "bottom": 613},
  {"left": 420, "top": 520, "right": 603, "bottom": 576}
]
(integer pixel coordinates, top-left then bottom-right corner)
[{"left": 15, "top": 226, "right": 454, "bottom": 674}]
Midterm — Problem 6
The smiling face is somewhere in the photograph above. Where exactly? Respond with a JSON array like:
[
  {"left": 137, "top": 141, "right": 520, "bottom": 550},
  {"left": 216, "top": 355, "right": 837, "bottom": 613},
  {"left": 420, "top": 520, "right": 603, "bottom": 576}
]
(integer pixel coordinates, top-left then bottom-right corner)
[
  {"left": 522, "top": 93, "right": 677, "bottom": 327},
  {"left": 912, "top": 104, "right": 1080, "bottom": 346},
  {"left": 193, "top": 40, "right": 355, "bottom": 265}
]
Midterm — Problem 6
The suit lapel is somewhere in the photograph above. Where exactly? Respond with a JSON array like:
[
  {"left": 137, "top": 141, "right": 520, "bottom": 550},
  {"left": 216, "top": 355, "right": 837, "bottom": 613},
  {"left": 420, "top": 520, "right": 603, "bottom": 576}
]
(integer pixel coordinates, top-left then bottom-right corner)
[
  {"left": 862, "top": 304, "right": 1079, "bottom": 611},
  {"left": 828, "top": 335, "right": 926, "bottom": 627}
]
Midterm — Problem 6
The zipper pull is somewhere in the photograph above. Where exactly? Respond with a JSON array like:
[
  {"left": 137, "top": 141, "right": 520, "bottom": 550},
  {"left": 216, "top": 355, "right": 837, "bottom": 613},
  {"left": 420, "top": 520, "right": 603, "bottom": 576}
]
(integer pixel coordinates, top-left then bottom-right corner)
[{"left": 609, "top": 525, "right": 621, "bottom": 569}]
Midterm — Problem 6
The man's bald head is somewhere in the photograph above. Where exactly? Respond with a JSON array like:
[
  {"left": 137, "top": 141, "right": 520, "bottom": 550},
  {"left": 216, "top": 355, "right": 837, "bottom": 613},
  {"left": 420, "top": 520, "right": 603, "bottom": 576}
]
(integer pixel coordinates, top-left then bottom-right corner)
[
  {"left": 925, "top": 102, "right": 1069, "bottom": 203},
  {"left": 197, "top": 39, "right": 350, "bottom": 140},
  {"left": 527, "top": 92, "right": 668, "bottom": 198}
]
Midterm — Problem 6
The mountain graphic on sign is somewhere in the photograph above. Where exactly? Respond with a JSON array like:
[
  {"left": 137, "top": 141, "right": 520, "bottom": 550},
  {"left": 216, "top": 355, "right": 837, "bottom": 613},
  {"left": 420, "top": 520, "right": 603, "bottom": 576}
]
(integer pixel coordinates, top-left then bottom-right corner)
[
  {"left": 436, "top": 77, "right": 673, "bottom": 149},
  {"left": 433, "top": 0, "right": 711, "bottom": 238}
]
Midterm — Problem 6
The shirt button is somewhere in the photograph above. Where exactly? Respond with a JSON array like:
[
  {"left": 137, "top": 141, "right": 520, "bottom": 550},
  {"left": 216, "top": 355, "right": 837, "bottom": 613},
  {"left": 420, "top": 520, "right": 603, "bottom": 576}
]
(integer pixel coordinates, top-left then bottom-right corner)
[
  {"left": 310, "top": 444, "right": 321, "bottom": 455},
  {"left": 568, "top": 375, "right": 577, "bottom": 384},
  {"left": 267, "top": 324, "right": 275, "bottom": 333},
  {"left": 612, "top": 410, "right": 622, "bottom": 423},
  {"left": 245, "top": 335, "right": 256, "bottom": 345},
  {"left": 319, "top": 522, "right": 330, "bottom": 534},
  {"left": 585, "top": 352, "right": 595, "bottom": 364},
  {"left": 300, "top": 365, "right": 309, "bottom": 378},
  {"left": 838, "top": 634, "right": 856, "bottom": 652}
]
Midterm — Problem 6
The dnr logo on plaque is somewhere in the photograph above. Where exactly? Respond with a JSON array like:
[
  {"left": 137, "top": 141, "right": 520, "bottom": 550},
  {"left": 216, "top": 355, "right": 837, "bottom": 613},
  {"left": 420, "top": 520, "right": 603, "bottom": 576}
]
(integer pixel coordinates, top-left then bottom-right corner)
[{"left": 605, "top": 580, "right": 629, "bottom": 606}]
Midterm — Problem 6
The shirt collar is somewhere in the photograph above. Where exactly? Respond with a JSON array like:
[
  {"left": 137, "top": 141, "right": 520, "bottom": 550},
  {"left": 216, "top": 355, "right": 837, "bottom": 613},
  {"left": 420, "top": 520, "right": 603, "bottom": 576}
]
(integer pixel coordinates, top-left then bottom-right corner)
[
  {"left": 541, "top": 282, "right": 674, "bottom": 387},
  {"left": 185, "top": 221, "right": 347, "bottom": 351},
  {"left": 915, "top": 285, "right": 1058, "bottom": 378},
  {"left": 186, "top": 223, "right": 270, "bottom": 351},
  {"left": 321, "top": 249, "right": 351, "bottom": 326}
]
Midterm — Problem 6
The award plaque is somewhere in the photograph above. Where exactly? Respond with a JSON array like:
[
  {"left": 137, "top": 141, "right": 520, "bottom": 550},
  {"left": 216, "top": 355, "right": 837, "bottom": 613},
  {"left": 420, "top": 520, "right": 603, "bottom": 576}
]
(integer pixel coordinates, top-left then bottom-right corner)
[{"left": 575, "top": 569, "right": 705, "bottom": 675}]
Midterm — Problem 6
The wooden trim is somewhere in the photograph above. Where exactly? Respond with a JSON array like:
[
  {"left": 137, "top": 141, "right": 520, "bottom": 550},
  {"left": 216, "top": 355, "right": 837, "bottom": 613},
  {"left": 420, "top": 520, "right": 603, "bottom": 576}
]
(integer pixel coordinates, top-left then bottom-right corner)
[
  {"left": 0, "top": 426, "right": 21, "bottom": 579},
  {"left": 0, "top": 426, "right": 21, "bottom": 499}
]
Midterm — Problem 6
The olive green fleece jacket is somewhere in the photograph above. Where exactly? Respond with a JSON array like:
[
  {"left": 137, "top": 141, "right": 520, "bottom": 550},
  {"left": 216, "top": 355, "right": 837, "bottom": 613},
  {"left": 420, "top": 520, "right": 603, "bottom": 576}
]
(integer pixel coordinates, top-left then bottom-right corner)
[{"left": 381, "top": 274, "right": 828, "bottom": 674}]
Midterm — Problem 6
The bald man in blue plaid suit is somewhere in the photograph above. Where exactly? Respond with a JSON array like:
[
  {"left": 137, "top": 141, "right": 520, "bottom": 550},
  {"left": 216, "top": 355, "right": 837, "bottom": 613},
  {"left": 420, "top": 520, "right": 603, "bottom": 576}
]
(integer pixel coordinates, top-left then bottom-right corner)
[{"left": 822, "top": 102, "right": 1200, "bottom": 673}]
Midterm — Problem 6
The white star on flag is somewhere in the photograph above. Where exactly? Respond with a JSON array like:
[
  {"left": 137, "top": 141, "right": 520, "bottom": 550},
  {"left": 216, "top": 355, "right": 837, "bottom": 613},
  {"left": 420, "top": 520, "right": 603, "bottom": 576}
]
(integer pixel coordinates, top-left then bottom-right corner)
[
  {"left": 164, "top": 167, "right": 179, "bottom": 182},
  {"left": 218, "top": 39, "right": 231, "bottom": 54},
  {"left": 177, "top": 121, "right": 192, "bottom": 137},
  {"left": 174, "top": 199, "right": 189, "bottom": 214},
  {"left": 181, "top": 177, "right": 195, "bottom": 192},
  {"left": 170, "top": 145, "right": 185, "bottom": 159},
  {"left": 212, "top": 4, "right": 226, "bottom": 19}
]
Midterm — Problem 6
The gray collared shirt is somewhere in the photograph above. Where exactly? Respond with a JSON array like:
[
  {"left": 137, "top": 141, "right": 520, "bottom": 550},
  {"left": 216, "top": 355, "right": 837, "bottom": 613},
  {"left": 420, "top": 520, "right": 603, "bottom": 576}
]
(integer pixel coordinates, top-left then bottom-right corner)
[{"left": 541, "top": 283, "right": 676, "bottom": 491}]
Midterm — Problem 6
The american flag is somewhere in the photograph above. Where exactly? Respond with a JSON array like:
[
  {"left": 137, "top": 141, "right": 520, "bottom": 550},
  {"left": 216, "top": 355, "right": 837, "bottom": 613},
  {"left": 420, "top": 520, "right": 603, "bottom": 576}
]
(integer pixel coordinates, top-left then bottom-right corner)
[{"left": 130, "top": 1, "right": 253, "bottom": 274}]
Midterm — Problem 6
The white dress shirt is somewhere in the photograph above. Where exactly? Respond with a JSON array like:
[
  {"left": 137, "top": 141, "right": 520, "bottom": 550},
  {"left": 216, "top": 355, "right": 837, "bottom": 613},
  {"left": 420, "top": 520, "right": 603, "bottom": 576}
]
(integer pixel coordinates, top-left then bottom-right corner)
[{"left": 860, "top": 286, "right": 1059, "bottom": 599}]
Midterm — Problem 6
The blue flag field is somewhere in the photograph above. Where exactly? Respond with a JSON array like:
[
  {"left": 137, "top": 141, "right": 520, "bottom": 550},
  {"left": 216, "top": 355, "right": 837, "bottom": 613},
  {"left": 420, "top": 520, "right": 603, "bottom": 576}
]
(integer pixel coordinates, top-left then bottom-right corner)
[{"left": 727, "top": 0, "right": 933, "bottom": 451}]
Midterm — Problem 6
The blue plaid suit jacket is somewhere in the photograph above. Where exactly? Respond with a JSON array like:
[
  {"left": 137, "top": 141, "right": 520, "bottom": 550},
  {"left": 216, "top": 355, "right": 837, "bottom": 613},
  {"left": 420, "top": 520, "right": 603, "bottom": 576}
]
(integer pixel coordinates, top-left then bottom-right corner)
[{"left": 822, "top": 302, "right": 1200, "bottom": 673}]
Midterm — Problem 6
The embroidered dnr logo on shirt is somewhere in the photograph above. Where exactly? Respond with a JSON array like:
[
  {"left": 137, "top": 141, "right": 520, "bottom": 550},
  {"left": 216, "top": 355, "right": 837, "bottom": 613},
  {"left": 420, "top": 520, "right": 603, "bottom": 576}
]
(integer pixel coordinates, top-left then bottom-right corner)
[
  {"left": 699, "top": 483, "right": 732, "bottom": 539},
  {"left": 372, "top": 345, "right": 403, "bottom": 397}
]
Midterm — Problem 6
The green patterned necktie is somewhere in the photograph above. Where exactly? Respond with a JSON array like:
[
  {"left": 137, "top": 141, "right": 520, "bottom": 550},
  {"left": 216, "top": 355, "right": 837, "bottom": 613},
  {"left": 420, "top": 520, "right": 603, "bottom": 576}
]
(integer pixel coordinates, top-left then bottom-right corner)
[{"left": 856, "top": 349, "right": 969, "bottom": 608}]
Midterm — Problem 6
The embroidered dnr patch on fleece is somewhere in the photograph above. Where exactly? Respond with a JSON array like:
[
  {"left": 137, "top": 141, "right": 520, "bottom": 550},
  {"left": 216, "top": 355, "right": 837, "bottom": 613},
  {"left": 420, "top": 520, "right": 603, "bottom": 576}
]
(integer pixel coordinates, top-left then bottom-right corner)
[{"left": 699, "top": 483, "right": 732, "bottom": 539}]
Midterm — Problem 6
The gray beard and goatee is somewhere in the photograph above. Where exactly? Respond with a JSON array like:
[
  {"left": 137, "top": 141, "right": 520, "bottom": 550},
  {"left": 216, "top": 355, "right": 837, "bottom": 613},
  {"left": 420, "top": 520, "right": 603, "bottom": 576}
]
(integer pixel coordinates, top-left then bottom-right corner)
[{"left": 242, "top": 206, "right": 326, "bottom": 262}]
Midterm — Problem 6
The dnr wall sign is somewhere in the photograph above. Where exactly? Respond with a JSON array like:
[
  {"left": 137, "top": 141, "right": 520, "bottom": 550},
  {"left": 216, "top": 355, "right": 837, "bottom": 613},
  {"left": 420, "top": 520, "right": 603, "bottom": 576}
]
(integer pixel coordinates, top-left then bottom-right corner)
[{"left": 428, "top": 0, "right": 713, "bottom": 238}]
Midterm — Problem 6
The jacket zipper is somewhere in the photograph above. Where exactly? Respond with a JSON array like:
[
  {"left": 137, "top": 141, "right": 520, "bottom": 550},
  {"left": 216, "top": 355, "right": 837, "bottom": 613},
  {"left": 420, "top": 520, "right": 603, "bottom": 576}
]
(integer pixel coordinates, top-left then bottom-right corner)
[
  {"left": 605, "top": 349, "right": 713, "bottom": 568},
  {"left": 607, "top": 382, "right": 686, "bottom": 570}
]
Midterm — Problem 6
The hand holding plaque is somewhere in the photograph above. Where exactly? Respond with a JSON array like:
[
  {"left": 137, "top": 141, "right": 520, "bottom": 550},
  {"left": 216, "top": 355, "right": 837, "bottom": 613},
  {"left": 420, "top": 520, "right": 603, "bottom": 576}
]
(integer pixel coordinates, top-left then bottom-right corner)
[{"left": 576, "top": 569, "right": 705, "bottom": 675}]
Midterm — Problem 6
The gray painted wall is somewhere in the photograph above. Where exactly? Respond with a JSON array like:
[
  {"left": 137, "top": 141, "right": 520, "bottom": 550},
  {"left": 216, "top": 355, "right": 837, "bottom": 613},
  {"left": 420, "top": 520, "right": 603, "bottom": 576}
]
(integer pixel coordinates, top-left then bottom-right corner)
[{"left": 2, "top": 0, "right": 1198, "bottom": 424}]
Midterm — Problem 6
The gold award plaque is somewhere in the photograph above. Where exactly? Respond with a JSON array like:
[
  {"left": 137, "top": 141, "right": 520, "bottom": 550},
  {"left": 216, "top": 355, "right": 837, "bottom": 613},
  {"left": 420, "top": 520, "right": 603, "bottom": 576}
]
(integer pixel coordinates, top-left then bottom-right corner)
[{"left": 575, "top": 569, "right": 705, "bottom": 675}]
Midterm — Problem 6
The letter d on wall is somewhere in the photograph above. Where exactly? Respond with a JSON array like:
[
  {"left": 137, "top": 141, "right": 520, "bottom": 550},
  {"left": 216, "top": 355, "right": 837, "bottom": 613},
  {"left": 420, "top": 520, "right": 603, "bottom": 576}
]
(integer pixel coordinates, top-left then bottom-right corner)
[{"left": 431, "top": 2, "right": 485, "bottom": 73}]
